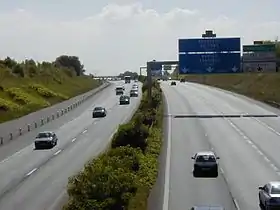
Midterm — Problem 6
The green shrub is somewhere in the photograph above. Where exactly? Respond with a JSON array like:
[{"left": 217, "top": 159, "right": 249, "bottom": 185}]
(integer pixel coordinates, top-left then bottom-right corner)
[
  {"left": 5, "top": 87, "right": 49, "bottom": 107},
  {"left": 28, "top": 83, "right": 69, "bottom": 100},
  {"left": 64, "top": 146, "right": 141, "bottom": 210},
  {"left": 0, "top": 98, "right": 22, "bottom": 111},
  {"left": 111, "top": 122, "right": 149, "bottom": 151}
]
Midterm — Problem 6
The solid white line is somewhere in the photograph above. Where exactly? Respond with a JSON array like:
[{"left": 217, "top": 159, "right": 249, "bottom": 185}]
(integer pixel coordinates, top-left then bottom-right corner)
[
  {"left": 233, "top": 198, "right": 240, "bottom": 210},
  {"left": 163, "top": 99, "right": 171, "bottom": 210},
  {"left": 82, "top": 129, "right": 87, "bottom": 134},
  {"left": 72, "top": 138, "right": 76, "bottom": 142},
  {"left": 26, "top": 168, "right": 37, "bottom": 176},
  {"left": 54, "top": 150, "right": 61, "bottom": 156}
]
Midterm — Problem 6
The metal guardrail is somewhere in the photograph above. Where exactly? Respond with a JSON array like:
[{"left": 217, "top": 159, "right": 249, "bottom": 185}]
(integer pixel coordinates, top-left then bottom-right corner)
[{"left": 0, "top": 82, "right": 111, "bottom": 146}]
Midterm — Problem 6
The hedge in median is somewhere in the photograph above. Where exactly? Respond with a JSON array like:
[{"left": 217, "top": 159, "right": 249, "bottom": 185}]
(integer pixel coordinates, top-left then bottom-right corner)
[{"left": 64, "top": 80, "right": 163, "bottom": 210}]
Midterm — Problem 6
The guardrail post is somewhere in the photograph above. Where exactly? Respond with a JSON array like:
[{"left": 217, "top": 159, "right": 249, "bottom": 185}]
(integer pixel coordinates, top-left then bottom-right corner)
[
  {"left": 27, "top": 124, "right": 31, "bottom": 132},
  {"left": 57, "top": 111, "right": 60, "bottom": 118},
  {"left": 41, "top": 118, "right": 44, "bottom": 126},
  {"left": 47, "top": 117, "right": 50, "bottom": 123},
  {"left": 10, "top": 133, "right": 13, "bottom": 140},
  {"left": 52, "top": 114, "right": 55, "bottom": 120},
  {"left": 68, "top": 106, "right": 70, "bottom": 111},
  {"left": 61, "top": 110, "right": 64, "bottom": 115},
  {"left": 0, "top": 137, "right": 3, "bottom": 145},
  {"left": 35, "top": 122, "right": 37, "bottom": 128},
  {"left": 65, "top": 108, "right": 67, "bottom": 113},
  {"left": 19, "top": 128, "right": 22, "bottom": 136}
]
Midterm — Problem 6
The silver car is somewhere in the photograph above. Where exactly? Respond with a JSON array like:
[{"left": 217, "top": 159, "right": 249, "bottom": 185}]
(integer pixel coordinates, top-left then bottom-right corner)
[
  {"left": 259, "top": 181, "right": 280, "bottom": 209},
  {"left": 34, "top": 131, "right": 58, "bottom": 149},
  {"left": 192, "top": 151, "right": 220, "bottom": 177}
]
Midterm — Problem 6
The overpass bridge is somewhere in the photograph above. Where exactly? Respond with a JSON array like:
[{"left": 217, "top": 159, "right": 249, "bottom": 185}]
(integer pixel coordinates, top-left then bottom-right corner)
[{"left": 94, "top": 76, "right": 121, "bottom": 80}]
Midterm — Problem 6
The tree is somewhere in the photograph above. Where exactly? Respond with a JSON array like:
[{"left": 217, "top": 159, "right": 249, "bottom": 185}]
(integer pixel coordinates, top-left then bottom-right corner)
[
  {"left": 118, "top": 71, "right": 138, "bottom": 80},
  {"left": 54, "top": 55, "right": 85, "bottom": 76}
]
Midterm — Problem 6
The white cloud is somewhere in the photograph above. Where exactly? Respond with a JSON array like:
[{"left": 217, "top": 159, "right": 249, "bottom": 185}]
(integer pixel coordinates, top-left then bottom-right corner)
[{"left": 0, "top": 2, "right": 279, "bottom": 75}]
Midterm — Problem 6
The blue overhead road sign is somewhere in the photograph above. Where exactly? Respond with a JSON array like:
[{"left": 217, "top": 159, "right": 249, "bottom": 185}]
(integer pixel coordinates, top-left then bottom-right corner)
[
  {"left": 179, "top": 53, "right": 241, "bottom": 74},
  {"left": 179, "top": 37, "right": 240, "bottom": 53},
  {"left": 178, "top": 37, "right": 241, "bottom": 74}
]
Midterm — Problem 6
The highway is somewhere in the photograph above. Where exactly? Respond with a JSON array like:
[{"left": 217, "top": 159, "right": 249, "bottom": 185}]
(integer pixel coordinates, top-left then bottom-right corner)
[
  {"left": 0, "top": 81, "right": 141, "bottom": 210},
  {"left": 161, "top": 81, "right": 280, "bottom": 210}
]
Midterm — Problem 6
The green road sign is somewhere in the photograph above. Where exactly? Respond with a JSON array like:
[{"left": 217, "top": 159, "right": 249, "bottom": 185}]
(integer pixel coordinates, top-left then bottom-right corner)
[
  {"left": 243, "top": 44, "right": 276, "bottom": 52},
  {"left": 164, "top": 65, "right": 172, "bottom": 70}
]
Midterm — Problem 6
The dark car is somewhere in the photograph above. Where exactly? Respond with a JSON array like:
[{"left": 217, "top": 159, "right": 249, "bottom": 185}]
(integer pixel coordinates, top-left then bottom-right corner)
[
  {"left": 192, "top": 151, "right": 220, "bottom": 177},
  {"left": 259, "top": 181, "right": 280, "bottom": 209},
  {"left": 180, "top": 78, "right": 185, "bottom": 82},
  {"left": 34, "top": 131, "right": 58, "bottom": 149},
  {"left": 130, "top": 89, "right": 138, "bottom": 97},
  {"left": 92, "top": 106, "right": 107, "bottom": 118},
  {"left": 115, "top": 86, "right": 124, "bottom": 95},
  {"left": 190, "top": 205, "right": 225, "bottom": 210},
  {"left": 120, "top": 95, "right": 130, "bottom": 105},
  {"left": 171, "top": 81, "right": 176, "bottom": 86}
]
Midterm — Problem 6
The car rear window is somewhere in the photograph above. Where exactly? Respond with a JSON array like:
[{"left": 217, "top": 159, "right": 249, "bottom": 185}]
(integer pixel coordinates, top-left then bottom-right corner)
[
  {"left": 196, "top": 155, "right": 216, "bottom": 162},
  {"left": 37, "top": 132, "right": 51, "bottom": 138},
  {"left": 271, "top": 185, "right": 280, "bottom": 194},
  {"left": 94, "top": 107, "right": 103, "bottom": 111},
  {"left": 116, "top": 87, "right": 123, "bottom": 90}
]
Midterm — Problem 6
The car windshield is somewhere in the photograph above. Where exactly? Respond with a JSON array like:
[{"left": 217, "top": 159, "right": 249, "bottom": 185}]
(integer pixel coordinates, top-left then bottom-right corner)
[
  {"left": 94, "top": 107, "right": 103, "bottom": 111},
  {"left": 271, "top": 185, "right": 280, "bottom": 194},
  {"left": 116, "top": 87, "right": 123, "bottom": 90},
  {"left": 37, "top": 132, "right": 51, "bottom": 138},
  {"left": 196, "top": 155, "right": 216, "bottom": 162}
]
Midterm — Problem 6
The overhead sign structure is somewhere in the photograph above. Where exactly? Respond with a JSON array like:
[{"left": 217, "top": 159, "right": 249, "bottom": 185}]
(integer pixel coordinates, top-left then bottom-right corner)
[
  {"left": 150, "top": 62, "right": 162, "bottom": 77},
  {"left": 179, "top": 37, "right": 241, "bottom": 74},
  {"left": 242, "top": 43, "right": 276, "bottom": 72}
]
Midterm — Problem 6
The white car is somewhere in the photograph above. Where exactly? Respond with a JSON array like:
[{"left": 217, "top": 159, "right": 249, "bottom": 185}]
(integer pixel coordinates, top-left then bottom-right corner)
[{"left": 259, "top": 181, "right": 280, "bottom": 209}]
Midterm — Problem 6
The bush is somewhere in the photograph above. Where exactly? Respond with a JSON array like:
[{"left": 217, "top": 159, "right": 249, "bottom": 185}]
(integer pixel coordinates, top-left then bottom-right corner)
[
  {"left": 5, "top": 87, "right": 50, "bottom": 107},
  {"left": 28, "top": 83, "right": 69, "bottom": 100},
  {"left": 0, "top": 98, "right": 22, "bottom": 111},
  {"left": 64, "top": 146, "right": 141, "bottom": 210}
]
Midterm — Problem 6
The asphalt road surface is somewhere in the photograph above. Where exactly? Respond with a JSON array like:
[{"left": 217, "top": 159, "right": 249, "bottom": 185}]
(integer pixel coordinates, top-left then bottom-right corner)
[
  {"left": 0, "top": 81, "right": 141, "bottom": 210},
  {"left": 161, "top": 81, "right": 280, "bottom": 210}
]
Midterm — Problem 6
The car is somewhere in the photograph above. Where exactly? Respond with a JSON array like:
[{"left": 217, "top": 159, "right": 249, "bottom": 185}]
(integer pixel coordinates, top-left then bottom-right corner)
[
  {"left": 190, "top": 205, "right": 225, "bottom": 210},
  {"left": 34, "top": 131, "right": 58, "bottom": 149},
  {"left": 130, "top": 89, "right": 138, "bottom": 97},
  {"left": 180, "top": 78, "right": 185, "bottom": 83},
  {"left": 120, "top": 95, "right": 130, "bottom": 105},
  {"left": 192, "top": 151, "right": 220, "bottom": 177},
  {"left": 132, "top": 84, "right": 138, "bottom": 88},
  {"left": 92, "top": 106, "right": 107, "bottom": 118},
  {"left": 259, "top": 181, "right": 280, "bottom": 209},
  {"left": 115, "top": 86, "right": 124, "bottom": 95},
  {"left": 171, "top": 81, "right": 176, "bottom": 86}
]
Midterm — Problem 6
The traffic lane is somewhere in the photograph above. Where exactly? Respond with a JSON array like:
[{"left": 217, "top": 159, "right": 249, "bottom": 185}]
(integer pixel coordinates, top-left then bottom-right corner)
[
  {"left": 0, "top": 82, "right": 129, "bottom": 198},
  {"left": 161, "top": 85, "right": 235, "bottom": 210},
  {"left": 183, "top": 82, "right": 280, "bottom": 135},
  {"left": 0, "top": 85, "right": 142, "bottom": 210},
  {"left": 180, "top": 83, "right": 280, "bottom": 175},
  {"left": 173, "top": 85, "right": 279, "bottom": 210},
  {"left": 0, "top": 82, "right": 109, "bottom": 141},
  {"left": 0, "top": 82, "right": 117, "bottom": 161}
]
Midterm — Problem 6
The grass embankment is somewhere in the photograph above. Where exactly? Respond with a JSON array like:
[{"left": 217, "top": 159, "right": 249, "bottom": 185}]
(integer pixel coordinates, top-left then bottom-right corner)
[
  {"left": 63, "top": 79, "right": 163, "bottom": 210},
  {"left": 0, "top": 59, "right": 101, "bottom": 123},
  {"left": 178, "top": 73, "right": 280, "bottom": 107}
]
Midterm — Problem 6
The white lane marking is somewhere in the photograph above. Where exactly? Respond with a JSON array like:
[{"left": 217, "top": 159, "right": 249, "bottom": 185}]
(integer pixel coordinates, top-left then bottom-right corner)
[
  {"left": 220, "top": 167, "right": 224, "bottom": 174},
  {"left": 54, "top": 150, "right": 61, "bottom": 156},
  {"left": 251, "top": 116, "right": 280, "bottom": 136},
  {"left": 163, "top": 98, "right": 171, "bottom": 210},
  {"left": 26, "top": 168, "right": 37, "bottom": 176},
  {"left": 82, "top": 129, "right": 87, "bottom": 134},
  {"left": 233, "top": 198, "right": 241, "bottom": 210},
  {"left": 72, "top": 138, "right": 76, "bottom": 142},
  {"left": 225, "top": 117, "right": 280, "bottom": 176},
  {"left": 0, "top": 146, "right": 29, "bottom": 164}
]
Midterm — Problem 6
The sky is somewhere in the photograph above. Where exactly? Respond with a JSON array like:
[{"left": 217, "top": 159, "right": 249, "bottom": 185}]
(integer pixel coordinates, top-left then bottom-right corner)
[{"left": 0, "top": 0, "right": 279, "bottom": 76}]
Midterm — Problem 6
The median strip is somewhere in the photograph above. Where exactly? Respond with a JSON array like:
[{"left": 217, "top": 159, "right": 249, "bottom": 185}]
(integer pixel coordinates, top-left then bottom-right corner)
[{"left": 63, "top": 79, "right": 163, "bottom": 210}]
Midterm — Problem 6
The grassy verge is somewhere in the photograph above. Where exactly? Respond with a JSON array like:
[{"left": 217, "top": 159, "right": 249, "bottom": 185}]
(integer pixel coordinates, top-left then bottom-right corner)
[
  {"left": 177, "top": 73, "right": 280, "bottom": 107},
  {"left": 63, "top": 79, "right": 163, "bottom": 210},
  {"left": 0, "top": 58, "right": 101, "bottom": 123}
]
